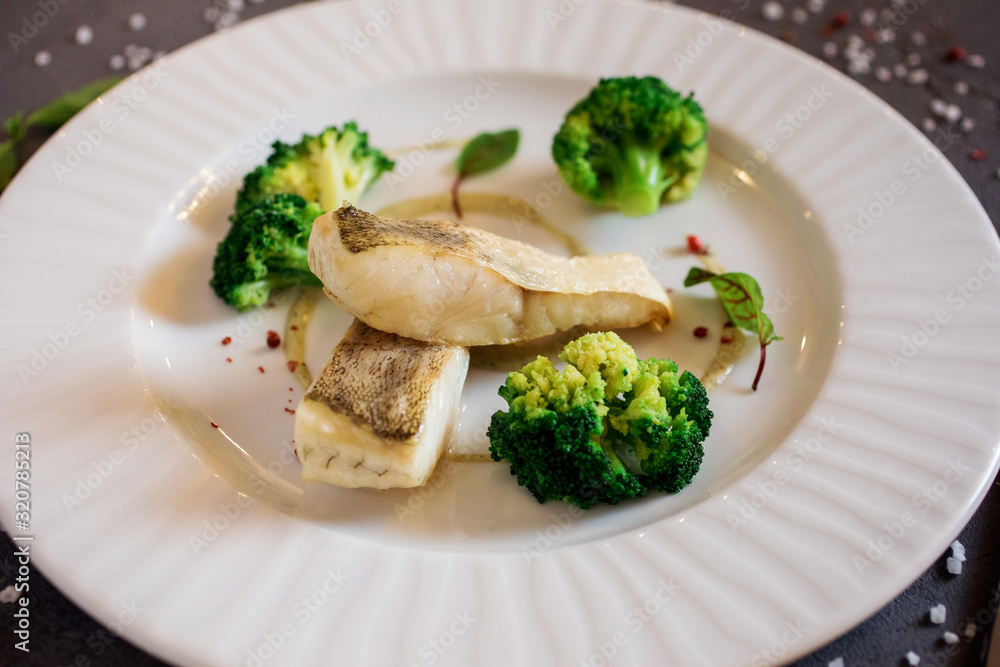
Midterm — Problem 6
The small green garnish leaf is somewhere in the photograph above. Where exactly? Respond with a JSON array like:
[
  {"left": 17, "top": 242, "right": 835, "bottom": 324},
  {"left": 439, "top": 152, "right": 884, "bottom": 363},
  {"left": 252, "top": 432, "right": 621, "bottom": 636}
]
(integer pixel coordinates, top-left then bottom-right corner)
[
  {"left": 451, "top": 128, "right": 519, "bottom": 218},
  {"left": 684, "top": 267, "right": 783, "bottom": 391},
  {"left": 456, "top": 128, "right": 519, "bottom": 177},
  {"left": 24, "top": 76, "right": 122, "bottom": 129}
]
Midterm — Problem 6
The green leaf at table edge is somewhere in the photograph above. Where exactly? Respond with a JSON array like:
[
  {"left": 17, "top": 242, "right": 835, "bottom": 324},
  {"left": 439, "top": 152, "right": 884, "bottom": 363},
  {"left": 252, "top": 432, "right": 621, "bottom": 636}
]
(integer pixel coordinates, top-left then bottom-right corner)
[
  {"left": 456, "top": 128, "right": 519, "bottom": 177},
  {"left": 0, "top": 76, "right": 124, "bottom": 195},
  {"left": 0, "top": 140, "right": 18, "bottom": 191},
  {"left": 24, "top": 76, "right": 123, "bottom": 130}
]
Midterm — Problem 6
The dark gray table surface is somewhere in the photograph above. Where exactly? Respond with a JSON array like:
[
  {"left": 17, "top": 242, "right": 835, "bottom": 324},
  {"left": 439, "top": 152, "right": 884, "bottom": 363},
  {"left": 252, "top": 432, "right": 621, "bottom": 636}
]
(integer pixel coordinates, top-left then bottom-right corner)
[{"left": 1, "top": 1, "right": 998, "bottom": 665}]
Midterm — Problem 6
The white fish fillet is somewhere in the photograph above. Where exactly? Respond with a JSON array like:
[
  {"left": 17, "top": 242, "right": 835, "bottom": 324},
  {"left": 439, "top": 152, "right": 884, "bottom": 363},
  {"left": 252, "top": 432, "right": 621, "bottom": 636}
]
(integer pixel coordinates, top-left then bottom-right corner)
[
  {"left": 295, "top": 319, "right": 469, "bottom": 489},
  {"left": 308, "top": 204, "right": 672, "bottom": 346}
]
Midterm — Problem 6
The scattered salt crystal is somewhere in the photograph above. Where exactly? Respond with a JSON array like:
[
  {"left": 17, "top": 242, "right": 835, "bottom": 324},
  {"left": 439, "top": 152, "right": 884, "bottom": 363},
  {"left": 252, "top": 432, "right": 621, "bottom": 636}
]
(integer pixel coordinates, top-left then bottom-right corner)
[
  {"left": 859, "top": 8, "right": 877, "bottom": 27},
  {"left": 929, "top": 604, "right": 946, "bottom": 624},
  {"left": 848, "top": 59, "right": 871, "bottom": 75},
  {"left": 946, "top": 556, "right": 963, "bottom": 575},
  {"left": 944, "top": 104, "right": 962, "bottom": 123},
  {"left": 791, "top": 8, "right": 809, "bottom": 25},
  {"left": 847, "top": 34, "right": 864, "bottom": 49},
  {"left": 807, "top": 0, "right": 826, "bottom": 14},
  {"left": 907, "top": 68, "right": 929, "bottom": 85},
  {"left": 108, "top": 54, "right": 126, "bottom": 70},
  {"left": 894, "top": 63, "right": 908, "bottom": 78},
  {"left": 822, "top": 42, "right": 837, "bottom": 59},
  {"left": 875, "top": 66, "right": 892, "bottom": 82},
  {"left": 905, "top": 651, "right": 920, "bottom": 666},
  {"left": 0, "top": 585, "right": 18, "bottom": 603},
  {"left": 877, "top": 29, "right": 896, "bottom": 44},
  {"left": 921, "top": 118, "right": 937, "bottom": 133},
  {"left": 953, "top": 80, "right": 970, "bottom": 96},
  {"left": 215, "top": 10, "right": 239, "bottom": 30},
  {"left": 943, "top": 631, "right": 960, "bottom": 645},
  {"left": 963, "top": 622, "right": 976, "bottom": 638},
  {"left": 966, "top": 54, "right": 985, "bottom": 69},
  {"left": 124, "top": 43, "right": 139, "bottom": 58},
  {"left": 905, "top": 52, "right": 921, "bottom": 67},
  {"left": 34, "top": 50, "right": 52, "bottom": 67},
  {"left": 910, "top": 31, "right": 927, "bottom": 46},
  {"left": 761, "top": 2, "right": 784, "bottom": 22},
  {"left": 128, "top": 12, "right": 147, "bottom": 31},
  {"left": 951, "top": 540, "right": 966, "bottom": 561},
  {"left": 930, "top": 98, "right": 948, "bottom": 116},
  {"left": 75, "top": 25, "right": 94, "bottom": 45},
  {"left": 828, "top": 658, "right": 845, "bottom": 667},
  {"left": 959, "top": 117, "right": 976, "bottom": 133},
  {"left": 204, "top": 7, "right": 221, "bottom": 22}
]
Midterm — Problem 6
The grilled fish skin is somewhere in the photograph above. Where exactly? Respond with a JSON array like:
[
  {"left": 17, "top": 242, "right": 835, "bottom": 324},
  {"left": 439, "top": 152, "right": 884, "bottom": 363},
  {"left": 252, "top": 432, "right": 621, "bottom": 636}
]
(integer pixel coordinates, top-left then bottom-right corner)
[
  {"left": 295, "top": 319, "right": 469, "bottom": 489},
  {"left": 307, "top": 204, "right": 672, "bottom": 346}
]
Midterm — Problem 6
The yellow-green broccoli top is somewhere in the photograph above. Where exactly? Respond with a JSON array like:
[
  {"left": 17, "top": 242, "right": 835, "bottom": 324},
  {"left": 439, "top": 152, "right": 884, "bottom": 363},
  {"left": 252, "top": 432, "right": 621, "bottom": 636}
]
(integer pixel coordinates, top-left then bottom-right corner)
[{"left": 488, "top": 331, "right": 713, "bottom": 509}]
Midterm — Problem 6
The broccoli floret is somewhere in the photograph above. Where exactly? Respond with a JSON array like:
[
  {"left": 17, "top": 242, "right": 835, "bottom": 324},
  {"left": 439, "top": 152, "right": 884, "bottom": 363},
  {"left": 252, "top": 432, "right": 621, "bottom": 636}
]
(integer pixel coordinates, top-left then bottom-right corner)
[
  {"left": 607, "top": 359, "right": 712, "bottom": 493},
  {"left": 488, "top": 332, "right": 712, "bottom": 508},
  {"left": 210, "top": 193, "right": 325, "bottom": 311},
  {"left": 551, "top": 76, "right": 708, "bottom": 217},
  {"left": 237, "top": 121, "right": 394, "bottom": 214}
]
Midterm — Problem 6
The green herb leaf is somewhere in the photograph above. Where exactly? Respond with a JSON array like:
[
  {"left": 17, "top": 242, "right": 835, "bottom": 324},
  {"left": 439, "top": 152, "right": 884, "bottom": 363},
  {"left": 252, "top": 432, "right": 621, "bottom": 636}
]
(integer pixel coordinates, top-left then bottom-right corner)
[
  {"left": 0, "top": 140, "right": 18, "bottom": 192},
  {"left": 456, "top": 128, "right": 519, "bottom": 177},
  {"left": 451, "top": 128, "right": 520, "bottom": 218},
  {"left": 24, "top": 76, "right": 123, "bottom": 130},
  {"left": 684, "top": 267, "right": 782, "bottom": 390}
]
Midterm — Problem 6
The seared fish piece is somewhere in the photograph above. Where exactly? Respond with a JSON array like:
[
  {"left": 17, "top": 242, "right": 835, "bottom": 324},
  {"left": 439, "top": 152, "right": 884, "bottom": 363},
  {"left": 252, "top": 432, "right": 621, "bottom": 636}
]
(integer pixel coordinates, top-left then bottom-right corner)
[
  {"left": 295, "top": 319, "right": 469, "bottom": 489},
  {"left": 308, "top": 204, "right": 672, "bottom": 346}
]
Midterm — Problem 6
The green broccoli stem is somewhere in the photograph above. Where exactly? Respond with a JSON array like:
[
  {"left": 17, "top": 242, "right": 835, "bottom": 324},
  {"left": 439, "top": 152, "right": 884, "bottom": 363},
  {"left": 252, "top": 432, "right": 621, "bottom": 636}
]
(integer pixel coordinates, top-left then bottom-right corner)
[
  {"left": 600, "top": 135, "right": 678, "bottom": 217},
  {"left": 247, "top": 272, "right": 322, "bottom": 297}
]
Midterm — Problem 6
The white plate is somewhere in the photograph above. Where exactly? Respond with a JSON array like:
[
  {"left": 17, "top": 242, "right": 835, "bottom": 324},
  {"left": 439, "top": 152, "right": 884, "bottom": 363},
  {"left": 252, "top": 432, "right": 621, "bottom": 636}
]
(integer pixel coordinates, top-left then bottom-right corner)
[{"left": 2, "top": 1, "right": 999, "bottom": 665}]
